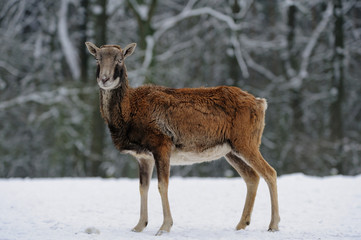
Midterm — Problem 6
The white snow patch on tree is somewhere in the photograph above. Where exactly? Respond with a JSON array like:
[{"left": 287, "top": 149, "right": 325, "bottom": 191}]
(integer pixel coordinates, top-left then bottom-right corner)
[{"left": 58, "top": 0, "right": 80, "bottom": 80}]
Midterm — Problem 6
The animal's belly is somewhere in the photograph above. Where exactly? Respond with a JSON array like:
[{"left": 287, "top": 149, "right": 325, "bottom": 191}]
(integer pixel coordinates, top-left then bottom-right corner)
[
  {"left": 125, "top": 143, "right": 232, "bottom": 166},
  {"left": 170, "top": 143, "right": 231, "bottom": 165}
]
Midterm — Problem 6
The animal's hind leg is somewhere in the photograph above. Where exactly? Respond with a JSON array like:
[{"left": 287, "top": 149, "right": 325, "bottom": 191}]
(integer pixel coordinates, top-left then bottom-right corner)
[
  {"left": 225, "top": 152, "right": 260, "bottom": 230},
  {"left": 233, "top": 147, "right": 280, "bottom": 231}
]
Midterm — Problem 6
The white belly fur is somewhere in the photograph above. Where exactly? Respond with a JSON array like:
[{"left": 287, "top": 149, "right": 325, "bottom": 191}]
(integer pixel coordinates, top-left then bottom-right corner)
[
  {"left": 170, "top": 143, "right": 231, "bottom": 165},
  {"left": 126, "top": 143, "right": 232, "bottom": 166}
]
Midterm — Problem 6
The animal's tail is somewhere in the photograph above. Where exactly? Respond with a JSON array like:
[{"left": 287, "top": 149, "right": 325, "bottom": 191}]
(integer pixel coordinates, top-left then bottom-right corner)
[
  {"left": 256, "top": 97, "right": 268, "bottom": 112},
  {"left": 255, "top": 97, "right": 268, "bottom": 146}
]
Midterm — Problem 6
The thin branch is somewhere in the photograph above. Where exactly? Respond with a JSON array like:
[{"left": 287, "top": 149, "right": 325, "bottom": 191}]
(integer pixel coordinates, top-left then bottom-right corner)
[
  {"left": 230, "top": 35, "right": 249, "bottom": 78},
  {"left": 156, "top": 41, "right": 193, "bottom": 62},
  {"left": 147, "top": 0, "right": 158, "bottom": 21},
  {"left": 242, "top": 50, "right": 283, "bottom": 83},
  {"left": 290, "top": 2, "right": 333, "bottom": 89},
  {"left": 126, "top": 0, "right": 150, "bottom": 21},
  {"left": 183, "top": 0, "right": 198, "bottom": 12},
  {"left": 0, "top": 60, "right": 20, "bottom": 76},
  {"left": 238, "top": 0, "right": 254, "bottom": 19}
]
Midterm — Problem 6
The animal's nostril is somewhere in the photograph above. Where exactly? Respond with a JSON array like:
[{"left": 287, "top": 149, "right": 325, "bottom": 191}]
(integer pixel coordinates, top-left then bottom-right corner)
[{"left": 102, "top": 76, "right": 110, "bottom": 83}]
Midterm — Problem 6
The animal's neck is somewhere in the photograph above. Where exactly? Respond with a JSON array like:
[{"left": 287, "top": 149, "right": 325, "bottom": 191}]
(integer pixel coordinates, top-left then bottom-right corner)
[{"left": 99, "top": 70, "right": 130, "bottom": 124}]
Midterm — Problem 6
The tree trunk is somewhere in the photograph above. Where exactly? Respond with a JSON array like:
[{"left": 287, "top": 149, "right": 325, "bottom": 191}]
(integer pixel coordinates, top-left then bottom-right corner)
[
  {"left": 127, "top": 0, "right": 157, "bottom": 84},
  {"left": 80, "top": 0, "right": 89, "bottom": 83},
  {"left": 330, "top": 0, "right": 345, "bottom": 141},
  {"left": 228, "top": 0, "right": 242, "bottom": 87},
  {"left": 285, "top": 4, "right": 304, "bottom": 133},
  {"left": 127, "top": 0, "right": 157, "bottom": 49},
  {"left": 287, "top": 5, "right": 297, "bottom": 71},
  {"left": 89, "top": 0, "right": 108, "bottom": 177}
]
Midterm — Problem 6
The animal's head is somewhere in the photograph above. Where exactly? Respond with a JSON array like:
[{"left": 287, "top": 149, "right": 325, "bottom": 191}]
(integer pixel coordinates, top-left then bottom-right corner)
[{"left": 85, "top": 42, "right": 136, "bottom": 90}]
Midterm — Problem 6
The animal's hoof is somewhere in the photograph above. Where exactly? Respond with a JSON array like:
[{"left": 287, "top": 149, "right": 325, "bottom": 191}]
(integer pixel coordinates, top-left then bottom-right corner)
[
  {"left": 155, "top": 221, "right": 173, "bottom": 236},
  {"left": 132, "top": 222, "right": 147, "bottom": 232},
  {"left": 268, "top": 226, "right": 279, "bottom": 232},
  {"left": 268, "top": 217, "right": 280, "bottom": 232},
  {"left": 236, "top": 220, "right": 250, "bottom": 230},
  {"left": 155, "top": 229, "right": 169, "bottom": 236},
  {"left": 132, "top": 220, "right": 148, "bottom": 232}
]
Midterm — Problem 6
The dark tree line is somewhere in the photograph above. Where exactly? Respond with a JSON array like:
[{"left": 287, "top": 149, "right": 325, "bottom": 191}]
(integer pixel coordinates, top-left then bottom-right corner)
[{"left": 0, "top": 0, "right": 360, "bottom": 178}]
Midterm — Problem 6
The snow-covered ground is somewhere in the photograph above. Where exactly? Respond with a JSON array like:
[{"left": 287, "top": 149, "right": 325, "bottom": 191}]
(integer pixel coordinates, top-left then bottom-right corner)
[{"left": 1, "top": 174, "right": 361, "bottom": 240}]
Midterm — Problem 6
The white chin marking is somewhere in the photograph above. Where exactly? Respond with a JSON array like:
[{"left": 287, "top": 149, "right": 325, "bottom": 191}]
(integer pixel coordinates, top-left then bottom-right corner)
[{"left": 98, "top": 77, "right": 120, "bottom": 90}]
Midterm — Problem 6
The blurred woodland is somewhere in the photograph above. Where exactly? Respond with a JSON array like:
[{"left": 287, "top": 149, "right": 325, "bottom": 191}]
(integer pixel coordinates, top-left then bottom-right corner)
[{"left": 0, "top": 0, "right": 361, "bottom": 178}]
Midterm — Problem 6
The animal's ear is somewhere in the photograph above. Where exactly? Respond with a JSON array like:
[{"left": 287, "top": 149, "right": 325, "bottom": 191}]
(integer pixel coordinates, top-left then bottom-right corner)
[
  {"left": 85, "top": 42, "right": 99, "bottom": 57},
  {"left": 123, "top": 43, "right": 137, "bottom": 59}
]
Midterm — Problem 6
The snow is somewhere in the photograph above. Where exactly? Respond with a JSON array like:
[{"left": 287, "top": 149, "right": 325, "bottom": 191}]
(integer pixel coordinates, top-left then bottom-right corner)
[
  {"left": 142, "top": 36, "right": 155, "bottom": 70},
  {"left": 137, "top": 5, "right": 149, "bottom": 21},
  {"left": 1, "top": 174, "right": 361, "bottom": 240}
]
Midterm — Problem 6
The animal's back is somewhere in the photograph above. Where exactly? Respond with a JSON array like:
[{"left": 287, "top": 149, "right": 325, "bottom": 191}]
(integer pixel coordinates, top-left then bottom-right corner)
[{"left": 129, "top": 85, "right": 262, "bottom": 153}]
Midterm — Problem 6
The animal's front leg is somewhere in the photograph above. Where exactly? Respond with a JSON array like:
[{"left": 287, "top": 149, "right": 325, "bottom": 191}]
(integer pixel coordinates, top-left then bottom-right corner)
[
  {"left": 153, "top": 145, "right": 173, "bottom": 236},
  {"left": 132, "top": 158, "right": 154, "bottom": 232}
]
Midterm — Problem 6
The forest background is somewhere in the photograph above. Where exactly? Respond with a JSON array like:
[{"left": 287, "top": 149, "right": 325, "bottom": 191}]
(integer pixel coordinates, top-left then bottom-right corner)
[{"left": 0, "top": 0, "right": 360, "bottom": 178}]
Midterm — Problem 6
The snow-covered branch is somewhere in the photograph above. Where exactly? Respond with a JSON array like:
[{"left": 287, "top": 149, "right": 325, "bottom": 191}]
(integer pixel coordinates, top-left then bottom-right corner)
[
  {"left": 127, "top": 0, "right": 149, "bottom": 21},
  {"left": 242, "top": 50, "right": 283, "bottom": 83},
  {"left": 238, "top": 0, "right": 255, "bottom": 19},
  {"left": 58, "top": 0, "right": 80, "bottom": 80},
  {"left": 0, "top": 87, "right": 94, "bottom": 110},
  {"left": 154, "top": 6, "right": 246, "bottom": 41},
  {"left": 142, "top": 36, "right": 155, "bottom": 70},
  {"left": 240, "top": 35, "right": 286, "bottom": 51},
  {"left": 156, "top": 41, "right": 193, "bottom": 62},
  {"left": 0, "top": 60, "right": 20, "bottom": 76},
  {"left": 289, "top": 2, "right": 333, "bottom": 89},
  {"left": 127, "top": 0, "right": 157, "bottom": 22},
  {"left": 139, "top": 4, "right": 249, "bottom": 74},
  {"left": 230, "top": 35, "right": 249, "bottom": 79}
]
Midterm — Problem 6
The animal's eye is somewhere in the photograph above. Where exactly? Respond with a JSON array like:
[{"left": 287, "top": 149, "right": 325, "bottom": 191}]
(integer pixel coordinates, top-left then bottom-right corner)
[
  {"left": 95, "top": 58, "right": 100, "bottom": 63},
  {"left": 117, "top": 59, "right": 122, "bottom": 63}
]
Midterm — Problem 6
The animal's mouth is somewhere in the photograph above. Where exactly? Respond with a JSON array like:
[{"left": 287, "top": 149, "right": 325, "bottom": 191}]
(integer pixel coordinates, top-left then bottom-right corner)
[{"left": 98, "top": 77, "right": 121, "bottom": 90}]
